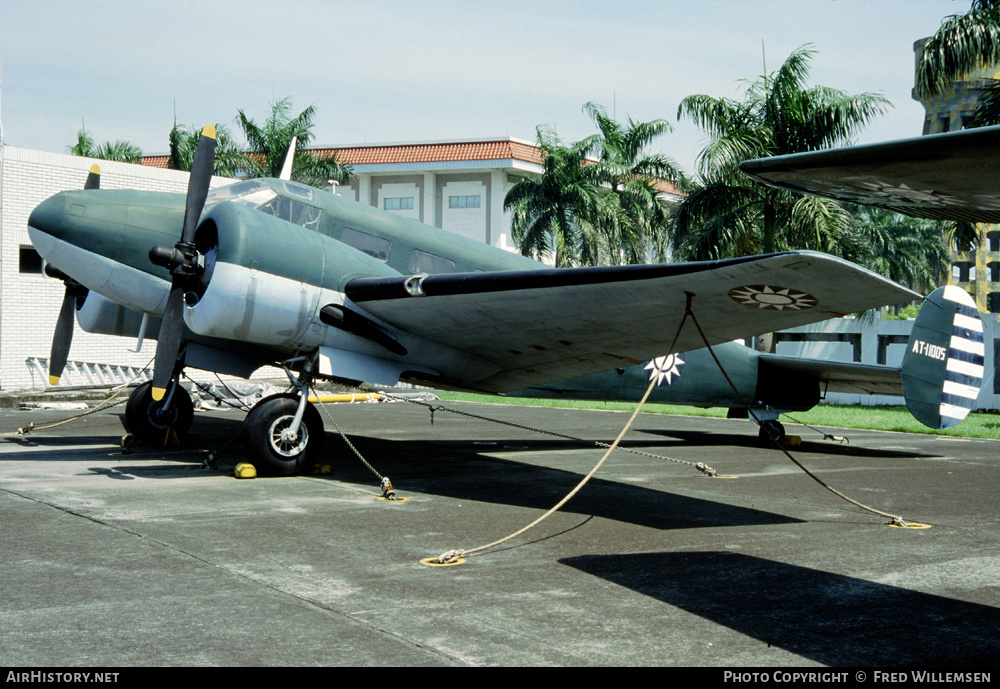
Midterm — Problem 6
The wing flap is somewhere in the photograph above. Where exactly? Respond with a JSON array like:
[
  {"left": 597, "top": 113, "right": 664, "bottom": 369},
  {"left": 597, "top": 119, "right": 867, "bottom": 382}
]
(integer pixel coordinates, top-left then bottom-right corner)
[
  {"left": 739, "top": 125, "right": 1000, "bottom": 222},
  {"left": 347, "top": 251, "right": 920, "bottom": 393}
]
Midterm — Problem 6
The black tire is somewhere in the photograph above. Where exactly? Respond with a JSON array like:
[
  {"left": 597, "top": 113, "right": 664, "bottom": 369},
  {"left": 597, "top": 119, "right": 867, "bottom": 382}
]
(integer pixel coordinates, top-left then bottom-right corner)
[
  {"left": 758, "top": 419, "right": 786, "bottom": 444},
  {"left": 241, "top": 394, "right": 324, "bottom": 476},
  {"left": 124, "top": 381, "right": 194, "bottom": 446}
]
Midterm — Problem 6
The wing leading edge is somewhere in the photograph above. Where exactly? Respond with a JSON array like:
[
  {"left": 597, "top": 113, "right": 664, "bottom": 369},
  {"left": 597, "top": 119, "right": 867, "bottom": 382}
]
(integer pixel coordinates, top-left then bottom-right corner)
[
  {"left": 739, "top": 125, "right": 1000, "bottom": 223},
  {"left": 346, "top": 251, "right": 920, "bottom": 393}
]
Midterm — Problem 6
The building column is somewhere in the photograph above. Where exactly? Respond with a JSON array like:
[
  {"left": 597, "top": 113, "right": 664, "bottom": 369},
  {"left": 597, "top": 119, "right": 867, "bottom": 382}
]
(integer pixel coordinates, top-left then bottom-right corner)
[{"left": 423, "top": 172, "right": 437, "bottom": 227}]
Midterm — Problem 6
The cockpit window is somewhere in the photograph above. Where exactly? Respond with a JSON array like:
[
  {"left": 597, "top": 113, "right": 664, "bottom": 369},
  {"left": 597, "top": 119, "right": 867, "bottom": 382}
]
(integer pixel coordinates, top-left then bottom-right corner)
[
  {"left": 205, "top": 180, "right": 277, "bottom": 210},
  {"left": 257, "top": 197, "right": 322, "bottom": 231},
  {"left": 282, "top": 181, "right": 314, "bottom": 200}
]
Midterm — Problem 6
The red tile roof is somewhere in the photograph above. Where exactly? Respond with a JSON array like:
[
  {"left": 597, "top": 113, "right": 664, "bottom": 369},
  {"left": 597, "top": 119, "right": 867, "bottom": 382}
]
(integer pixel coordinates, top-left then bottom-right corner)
[
  {"left": 311, "top": 139, "right": 545, "bottom": 166},
  {"left": 140, "top": 138, "right": 683, "bottom": 195}
]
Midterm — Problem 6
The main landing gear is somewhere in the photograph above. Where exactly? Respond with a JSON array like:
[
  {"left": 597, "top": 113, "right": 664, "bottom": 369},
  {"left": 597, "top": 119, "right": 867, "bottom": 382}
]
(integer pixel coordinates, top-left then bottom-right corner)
[
  {"left": 240, "top": 392, "right": 324, "bottom": 476},
  {"left": 124, "top": 359, "right": 326, "bottom": 476}
]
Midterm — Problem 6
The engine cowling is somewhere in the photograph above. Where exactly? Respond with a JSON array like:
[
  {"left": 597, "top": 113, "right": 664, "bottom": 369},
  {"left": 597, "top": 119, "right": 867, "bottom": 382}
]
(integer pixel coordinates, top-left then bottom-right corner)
[{"left": 182, "top": 201, "right": 399, "bottom": 353}]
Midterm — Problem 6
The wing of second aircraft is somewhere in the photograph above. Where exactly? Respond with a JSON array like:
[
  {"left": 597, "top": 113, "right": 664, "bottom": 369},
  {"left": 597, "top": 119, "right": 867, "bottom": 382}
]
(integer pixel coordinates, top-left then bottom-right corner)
[{"left": 739, "top": 125, "right": 1000, "bottom": 223}]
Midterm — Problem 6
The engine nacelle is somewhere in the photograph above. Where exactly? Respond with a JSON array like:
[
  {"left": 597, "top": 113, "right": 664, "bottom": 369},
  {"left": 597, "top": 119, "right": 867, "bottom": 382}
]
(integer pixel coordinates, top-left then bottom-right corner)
[
  {"left": 182, "top": 201, "right": 400, "bottom": 353},
  {"left": 77, "top": 291, "right": 160, "bottom": 339}
]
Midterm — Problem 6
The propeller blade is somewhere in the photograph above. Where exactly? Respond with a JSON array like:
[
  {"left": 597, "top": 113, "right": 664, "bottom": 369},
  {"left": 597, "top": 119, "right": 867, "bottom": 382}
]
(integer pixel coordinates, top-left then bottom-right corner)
[
  {"left": 149, "top": 124, "right": 217, "bottom": 402},
  {"left": 84, "top": 164, "right": 101, "bottom": 190},
  {"left": 47, "top": 168, "right": 100, "bottom": 386},
  {"left": 151, "top": 286, "right": 185, "bottom": 401},
  {"left": 48, "top": 289, "right": 78, "bottom": 386},
  {"left": 180, "top": 125, "right": 216, "bottom": 245}
]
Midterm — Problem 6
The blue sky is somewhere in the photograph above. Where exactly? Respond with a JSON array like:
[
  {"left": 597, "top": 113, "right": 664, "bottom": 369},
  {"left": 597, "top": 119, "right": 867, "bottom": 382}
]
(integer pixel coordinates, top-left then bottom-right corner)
[{"left": 0, "top": 0, "right": 970, "bottom": 176}]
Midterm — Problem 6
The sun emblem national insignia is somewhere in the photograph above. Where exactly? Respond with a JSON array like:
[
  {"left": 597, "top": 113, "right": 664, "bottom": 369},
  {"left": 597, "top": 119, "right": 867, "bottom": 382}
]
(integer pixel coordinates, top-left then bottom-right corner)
[
  {"left": 728, "top": 285, "right": 818, "bottom": 311},
  {"left": 645, "top": 354, "right": 684, "bottom": 385}
]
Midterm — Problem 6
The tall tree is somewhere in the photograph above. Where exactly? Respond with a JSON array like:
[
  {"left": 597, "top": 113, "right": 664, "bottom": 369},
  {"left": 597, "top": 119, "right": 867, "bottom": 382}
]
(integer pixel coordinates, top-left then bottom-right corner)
[
  {"left": 67, "top": 126, "right": 143, "bottom": 163},
  {"left": 671, "top": 45, "right": 890, "bottom": 261},
  {"left": 236, "top": 97, "right": 351, "bottom": 188},
  {"left": 581, "top": 102, "right": 682, "bottom": 263},
  {"left": 168, "top": 122, "right": 249, "bottom": 177},
  {"left": 914, "top": 0, "right": 1000, "bottom": 107},
  {"left": 504, "top": 127, "right": 604, "bottom": 267},
  {"left": 851, "top": 206, "right": 950, "bottom": 296}
]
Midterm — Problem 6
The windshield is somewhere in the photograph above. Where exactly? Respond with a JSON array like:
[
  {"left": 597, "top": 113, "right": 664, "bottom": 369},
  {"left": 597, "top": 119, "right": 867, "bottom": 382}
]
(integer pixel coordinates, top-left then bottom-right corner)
[
  {"left": 205, "top": 180, "right": 322, "bottom": 231},
  {"left": 205, "top": 180, "right": 277, "bottom": 210}
]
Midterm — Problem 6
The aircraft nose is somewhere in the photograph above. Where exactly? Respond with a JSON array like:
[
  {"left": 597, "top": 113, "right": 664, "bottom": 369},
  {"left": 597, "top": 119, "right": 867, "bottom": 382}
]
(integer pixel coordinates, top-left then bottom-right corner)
[{"left": 27, "top": 193, "right": 73, "bottom": 242}]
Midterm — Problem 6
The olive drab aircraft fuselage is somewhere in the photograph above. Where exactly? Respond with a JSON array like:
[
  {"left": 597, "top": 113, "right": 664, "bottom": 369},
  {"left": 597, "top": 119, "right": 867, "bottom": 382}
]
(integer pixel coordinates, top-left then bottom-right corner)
[{"left": 26, "top": 128, "right": 984, "bottom": 474}]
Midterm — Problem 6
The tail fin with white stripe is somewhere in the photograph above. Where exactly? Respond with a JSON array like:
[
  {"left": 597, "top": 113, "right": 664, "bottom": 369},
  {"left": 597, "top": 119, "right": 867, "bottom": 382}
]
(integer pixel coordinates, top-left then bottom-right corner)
[{"left": 901, "top": 286, "right": 985, "bottom": 429}]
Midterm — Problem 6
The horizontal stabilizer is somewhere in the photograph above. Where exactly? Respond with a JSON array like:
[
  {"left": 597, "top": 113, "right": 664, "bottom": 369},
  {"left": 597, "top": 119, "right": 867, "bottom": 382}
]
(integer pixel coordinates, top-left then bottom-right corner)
[{"left": 901, "top": 286, "right": 984, "bottom": 429}]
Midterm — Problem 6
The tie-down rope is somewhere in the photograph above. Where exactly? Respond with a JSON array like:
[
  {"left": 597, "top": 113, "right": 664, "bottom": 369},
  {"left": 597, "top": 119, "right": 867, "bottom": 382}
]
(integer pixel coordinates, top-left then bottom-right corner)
[
  {"left": 680, "top": 293, "right": 911, "bottom": 528},
  {"left": 425, "top": 297, "right": 697, "bottom": 565}
]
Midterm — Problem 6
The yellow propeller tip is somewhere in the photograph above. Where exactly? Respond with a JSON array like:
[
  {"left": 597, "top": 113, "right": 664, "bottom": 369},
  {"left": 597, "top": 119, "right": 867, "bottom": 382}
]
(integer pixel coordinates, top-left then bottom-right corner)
[
  {"left": 48, "top": 375, "right": 60, "bottom": 387},
  {"left": 151, "top": 387, "right": 166, "bottom": 401},
  {"left": 202, "top": 124, "right": 217, "bottom": 140}
]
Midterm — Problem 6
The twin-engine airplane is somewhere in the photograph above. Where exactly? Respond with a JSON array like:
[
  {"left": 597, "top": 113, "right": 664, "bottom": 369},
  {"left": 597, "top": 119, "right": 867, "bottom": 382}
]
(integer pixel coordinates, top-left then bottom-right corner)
[{"left": 26, "top": 125, "right": 984, "bottom": 475}]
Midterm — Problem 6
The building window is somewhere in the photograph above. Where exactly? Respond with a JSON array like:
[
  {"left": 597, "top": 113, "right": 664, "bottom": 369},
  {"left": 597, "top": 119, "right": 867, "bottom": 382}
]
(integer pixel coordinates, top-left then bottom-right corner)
[
  {"left": 448, "top": 195, "right": 481, "bottom": 209},
  {"left": 953, "top": 261, "right": 975, "bottom": 282},
  {"left": 384, "top": 197, "right": 414, "bottom": 211},
  {"left": 988, "top": 292, "right": 1000, "bottom": 314},
  {"left": 989, "top": 262, "right": 1000, "bottom": 283},
  {"left": 988, "top": 231, "right": 1000, "bottom": 252},
  {"left": 19, "top": 246, "right": 43, "bottom": 274}
]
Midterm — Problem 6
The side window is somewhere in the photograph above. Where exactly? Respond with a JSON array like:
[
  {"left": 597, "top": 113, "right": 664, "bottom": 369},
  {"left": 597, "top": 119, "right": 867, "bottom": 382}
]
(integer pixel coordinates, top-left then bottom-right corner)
[
  {"left": 341, "top": 228, "right": 391, "bottom": 262},
  {"left": 409, "top": 250, "right": 455, "bottom": 275},
  {"left": 19, "top": 246, "right": 43, "bottom": 274}
]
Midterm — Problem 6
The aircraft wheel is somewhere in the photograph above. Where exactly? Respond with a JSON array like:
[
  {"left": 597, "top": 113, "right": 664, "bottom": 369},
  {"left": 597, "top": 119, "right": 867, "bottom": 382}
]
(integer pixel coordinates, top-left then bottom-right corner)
[
  {"left": 241, "top": 394, "right": 324, "bottom": 476},
  {"left": 758, "top": 419, "right": 786, "bottom": 444},
  {"left": 124, "top": 381, "right": 194, "bottom": 446}
]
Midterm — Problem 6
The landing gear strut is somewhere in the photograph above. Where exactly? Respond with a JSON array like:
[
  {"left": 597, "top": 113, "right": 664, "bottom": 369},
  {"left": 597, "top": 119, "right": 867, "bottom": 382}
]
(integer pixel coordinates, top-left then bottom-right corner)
[{"left": 125, "top": 380, "right": 194, "bottom": 445}]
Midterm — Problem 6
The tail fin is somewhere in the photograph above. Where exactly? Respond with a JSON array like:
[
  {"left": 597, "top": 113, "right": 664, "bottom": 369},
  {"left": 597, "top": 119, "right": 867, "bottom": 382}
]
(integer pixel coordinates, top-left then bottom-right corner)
[{"left": 901, "top": 286, "right": 985, "bottom": 429}]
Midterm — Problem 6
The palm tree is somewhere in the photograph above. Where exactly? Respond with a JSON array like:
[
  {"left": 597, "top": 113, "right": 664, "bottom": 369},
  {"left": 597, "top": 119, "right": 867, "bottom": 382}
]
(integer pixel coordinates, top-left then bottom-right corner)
[
  {"left": 914, "top": 1, "right": 1000, "bottom": 104},
  {"left": 236, "top": 97, "right": 350, "bottom": 188},
  {"left": 851, "top": 206, "right": 950, "bottom": 296},
  {"left": 504, "top": 127, "right": 604, "bottom": 267},
  {"left": 581, "top": 102, "right": 682, "bottom": 263},
  {"left": 168, "top": 122, "right": 249, "bottom": 177},
  {"left": 671, "top": 45, "right": 890, "bottom": 261},
  {"left": 67, "top": 126, "right": 143, "bottom": 163}
]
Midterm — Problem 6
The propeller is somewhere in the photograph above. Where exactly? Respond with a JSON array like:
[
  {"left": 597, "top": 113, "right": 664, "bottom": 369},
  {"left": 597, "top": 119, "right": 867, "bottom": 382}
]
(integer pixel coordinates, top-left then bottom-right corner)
[
  {"left": 148, "top": 125, "right": 216, "bottom": 401},
  {"left": 46, "top": 164, "right": 100, "bottom": 386}
]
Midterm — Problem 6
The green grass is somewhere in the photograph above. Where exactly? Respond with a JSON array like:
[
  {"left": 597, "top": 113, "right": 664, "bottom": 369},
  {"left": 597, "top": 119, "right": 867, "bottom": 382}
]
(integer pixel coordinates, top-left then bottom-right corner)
[{"left": 436, "top": 392, "right": 1000, "bottom": 441}]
